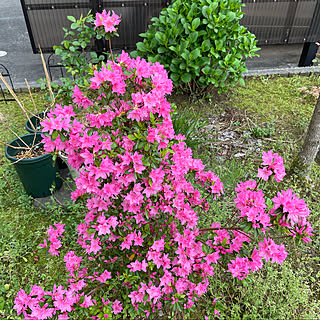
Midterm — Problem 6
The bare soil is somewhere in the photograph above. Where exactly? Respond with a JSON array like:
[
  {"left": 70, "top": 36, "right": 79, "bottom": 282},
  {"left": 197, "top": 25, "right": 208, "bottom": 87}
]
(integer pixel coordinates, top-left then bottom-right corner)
[{"left": 15, "top": 144, "right": 45, "bottom": 159}]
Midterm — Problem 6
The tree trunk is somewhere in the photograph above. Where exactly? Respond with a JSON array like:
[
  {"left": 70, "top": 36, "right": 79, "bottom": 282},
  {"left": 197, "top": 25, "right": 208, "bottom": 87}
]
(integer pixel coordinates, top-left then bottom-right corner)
[{"left": 291, "top": 93, "right": 320, "bottom": 179}]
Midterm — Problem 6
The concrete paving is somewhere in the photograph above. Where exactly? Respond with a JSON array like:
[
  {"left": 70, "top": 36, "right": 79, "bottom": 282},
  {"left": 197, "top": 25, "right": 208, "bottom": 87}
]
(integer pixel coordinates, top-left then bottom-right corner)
[{"left": 0, "top": 0, "right": 51, "bottom": 89}]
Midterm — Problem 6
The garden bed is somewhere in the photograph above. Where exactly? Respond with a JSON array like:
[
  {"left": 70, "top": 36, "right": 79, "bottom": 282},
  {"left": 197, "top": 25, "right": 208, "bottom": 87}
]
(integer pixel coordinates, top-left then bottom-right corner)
[{"left": 0, "top": 74, "right": 319, "bottom": 319}]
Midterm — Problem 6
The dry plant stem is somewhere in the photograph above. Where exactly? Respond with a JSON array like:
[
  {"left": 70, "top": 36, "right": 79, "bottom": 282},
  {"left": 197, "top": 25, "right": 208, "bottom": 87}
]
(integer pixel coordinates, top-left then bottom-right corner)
[
  {"left": 31, "top": 131, "right": 37, "bottom": 148},
  {"left": 0, "top": 140, "right": 31, "bottom": 150},
  {"left": 7, "top": 149, "right": 32, "bottom": 165},
  {"left": 25, "top": 79, "right": 38, "bottom": 114},
  {"left": 225, "top": 211, "right": 238, "bottom": 226},
  {"left": 254, "top": 177, "right": 263, "bottom": 191},
  {"left": 7, "top": 141, "right": 43, "bottom": 166},
  {"left": 39, "top": 46, "right": 55, "bottom": 106},
  {"left": 199, "top": 227, "right": 241, "bottom": 232},
  {"left": 0, "top": 73, "right": 37, "bottom": 132},
  {"left": 87, "top": 283, "right": 108, "bottom": 296},
  {"left": 1, "top": 123, "right": 30, "bottom": 149}
]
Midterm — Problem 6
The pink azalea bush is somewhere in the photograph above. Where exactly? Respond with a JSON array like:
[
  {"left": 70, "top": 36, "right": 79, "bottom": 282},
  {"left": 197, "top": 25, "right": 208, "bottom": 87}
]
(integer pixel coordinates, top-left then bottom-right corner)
[{"left": 14, "top": 11, "right": 313, "bottom": 319}]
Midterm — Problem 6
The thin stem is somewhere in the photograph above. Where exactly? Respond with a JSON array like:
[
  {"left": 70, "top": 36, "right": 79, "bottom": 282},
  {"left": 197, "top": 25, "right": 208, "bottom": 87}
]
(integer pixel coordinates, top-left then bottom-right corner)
[
  {"left": 230, "top": 216, "right": 244, "bottom": 229},
  {"left": 25, "top": 79, "right": 38, "bottom": 114},
  {"left": 109, "top": 38, "right": 114, "bottom": 63},
  {"left": 199, "top": 227, "right": 241, "bottom": 232},
  {"left": 1, "top": 123, "right": 30, "bottom": 149},
  {"left": 225, "top": 211, "right": 238, "bottom": 227},
  {"left": 39, "top": 46, "right": 55, "bottom": 105},
  {"left": 7, "top": 150, "right": 31, "bottom": 165},
  {"left": 86, "top": 283, "right": 107, "bottom": 296},
  {"left": 0, "top": 74, "right": 37, "bottom": 132},
  {"left": 272, "top": 235, "right": 292, "bottom": 240},
  {"left": 0, "top": 140, "right": 30, "bottom": 150},
  {"left": 254, "top": 177, "right": 263, "bottom": 191},
  {"left": 236, "top": 229, "right": 254, "bottom": 242}
]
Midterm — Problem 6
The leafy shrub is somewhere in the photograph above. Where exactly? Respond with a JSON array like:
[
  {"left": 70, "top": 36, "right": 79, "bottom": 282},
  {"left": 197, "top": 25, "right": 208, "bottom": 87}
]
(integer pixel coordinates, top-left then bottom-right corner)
[
  {"left": 14, "top": 11, "right": 314, "bottom": 320},
  {"left": 38, "top": 12, "right": 117, "bottom": 104},
  {"left": 133, "top": 0, "right": 259, "bottom": 93}
]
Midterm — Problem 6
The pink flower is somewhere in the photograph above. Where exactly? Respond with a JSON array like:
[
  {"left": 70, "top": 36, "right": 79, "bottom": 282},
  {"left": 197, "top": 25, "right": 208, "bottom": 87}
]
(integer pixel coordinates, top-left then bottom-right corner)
[
  {"left": 257, "top": 167, "right": 272, "bottom": 181},
  {"left": 258, "top": 151, "right": 286, "bottom": 182},
  {"left": 88, "top": 237, "right": 102, "bottom": 254},
  {"left": 146, "top": 285, "right": 162, "bottom": 303},
  {"left": 112, "top": 300, "right": 123, "bottom": 314},
  {"left": 80, "top": 295, "right": 94, "bottom": 308},
  {"left": 228, "top": 256, "right": 250, "bottom": 280},
  {"left": 258, "top": 238, "right": 287, "bottom": 264},
  {"left": 39, "top": 238, "right": 47, "bottom": 248},
  {"left": 97, "top": 270, "right": 112, "bottom": 283},
  {"left": 95, "top": 10, "right": 121, "bottom": 33},
  {"left": 271, "top": 189, "right": 310, "bottom": 225}
]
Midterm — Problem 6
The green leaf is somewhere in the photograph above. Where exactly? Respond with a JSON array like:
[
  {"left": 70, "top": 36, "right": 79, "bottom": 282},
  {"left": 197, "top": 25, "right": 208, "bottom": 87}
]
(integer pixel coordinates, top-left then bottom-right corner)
[
  {"left": 181, "top": 51, "right": 189, "bottom": 61},
  {"left": 144, "top": 144, "right": 150, "bottom": 152},
  {"left": 150, "top": 111, "right": 155, "bottom": 123},
  {"left": 67, "top": 16, "right": 76, "bottom": 22},
  {"left": 181, "top": 73, "right": 192, "bottom": 83},
  {"left": 179, "top": 62, "right": 186, "bottom": 70},
  {"left": 127, "top": 135, "right": 136, "bottom": 140},
  {"left": 192, "top": 18, "right": 200, "bottom": 30},
  {"left": 136, "top": 42, "right": 147, "bottom": 52},
  {"left": 189, "top": 31, "right": 198, "bottom": 43},
  {"left": 190, "top": 48, "right": 200, "bottom": 60},
  {"left": 155, "top": 32, "right": 163, "bottom": 43},
  {"left": 202, "top": 6, "right": 209, "bottom": 18},
  {"left": 201, "top": 39, "right": 211, "bottom": 52},
  {"left": 202, "top": 66, "right": 211, "bottom": 75},
  {"left": 170, "top": 73, "right": 180, "bottom": 82},
  {"left": 52, "top": 131, "right": 58, "bottom": 140}
]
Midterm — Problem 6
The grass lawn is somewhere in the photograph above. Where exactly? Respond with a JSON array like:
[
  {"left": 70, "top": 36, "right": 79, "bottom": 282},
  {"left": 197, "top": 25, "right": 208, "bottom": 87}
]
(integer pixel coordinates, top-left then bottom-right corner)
[{"left": 0, "top": 74, "right": 319, "bottom": 319}]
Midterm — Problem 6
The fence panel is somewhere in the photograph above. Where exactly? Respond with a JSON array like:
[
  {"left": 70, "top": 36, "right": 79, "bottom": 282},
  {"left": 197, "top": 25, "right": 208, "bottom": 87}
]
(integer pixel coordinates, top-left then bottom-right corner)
[
  {"left": 241, "top": 0, "right": 317, "bottom": 45},
  {"left": 20, "top": 0, "right": 170, "bottom": 53}
]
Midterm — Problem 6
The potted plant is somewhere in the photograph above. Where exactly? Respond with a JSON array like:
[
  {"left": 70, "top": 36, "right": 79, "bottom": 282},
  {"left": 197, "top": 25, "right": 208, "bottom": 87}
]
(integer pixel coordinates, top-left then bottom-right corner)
[
  {"left": 25, "top": 111, "right": 48, "bottom": 133},
  {"left": 5, "top": 132, "right": 62, "bottom": 197},
  {"left": 0, "top": 67, "right": 62, "bottom": 198}
]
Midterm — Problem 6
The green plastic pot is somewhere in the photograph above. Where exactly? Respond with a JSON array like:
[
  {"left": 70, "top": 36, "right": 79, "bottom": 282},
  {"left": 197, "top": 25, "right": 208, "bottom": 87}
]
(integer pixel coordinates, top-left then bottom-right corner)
[
  {"left": 25, "top": 112, "right": 47, "bottom": 133},
  {"left": 5, "top": 133, "right": 62, "bottom": 198}
]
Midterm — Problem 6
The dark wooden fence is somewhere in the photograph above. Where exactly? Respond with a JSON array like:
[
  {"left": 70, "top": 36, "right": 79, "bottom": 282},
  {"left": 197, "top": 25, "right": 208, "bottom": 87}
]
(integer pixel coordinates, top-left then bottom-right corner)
[
  {"left": 20, "top": 0, "right": 320, "bottom": 65},
  {"left": 20, "top": 0, "right": 171, "bottom": 53},
  {"left": 241, "top": 0, "right": 319, "bottom": 45}
]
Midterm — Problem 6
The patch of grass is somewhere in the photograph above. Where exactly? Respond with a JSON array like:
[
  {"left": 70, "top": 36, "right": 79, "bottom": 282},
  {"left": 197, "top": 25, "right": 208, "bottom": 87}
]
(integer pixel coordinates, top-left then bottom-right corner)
[
  {"left": 230, "top": 75, "right": 320, "bottom": 137},
  {"left": 0, "top": 93, "right": 85, "bottom": 318},
  {"left": 171, "top": 74, "right": 320, "bottom": 319},
  {"left": 1, "top": 74, "right": 320, "bottom": 319}
]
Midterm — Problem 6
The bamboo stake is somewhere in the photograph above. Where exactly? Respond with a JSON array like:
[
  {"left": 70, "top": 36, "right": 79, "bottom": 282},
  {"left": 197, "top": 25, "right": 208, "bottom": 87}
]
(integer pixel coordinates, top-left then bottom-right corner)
[
  {"left": 25, "top": 79, "right": 38, "bottom": 114},
  {"left": 0, "top": 73, "right": 37, "bottom": 132},
  {"left": 1, "top": 123, "right": 30, "bottom": 149},
  {"left": 0, "top": 140, "right": 30, "bottom": 150},
  {"left": 38, "top": 45, "right": 55, "bottom": 106}
]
